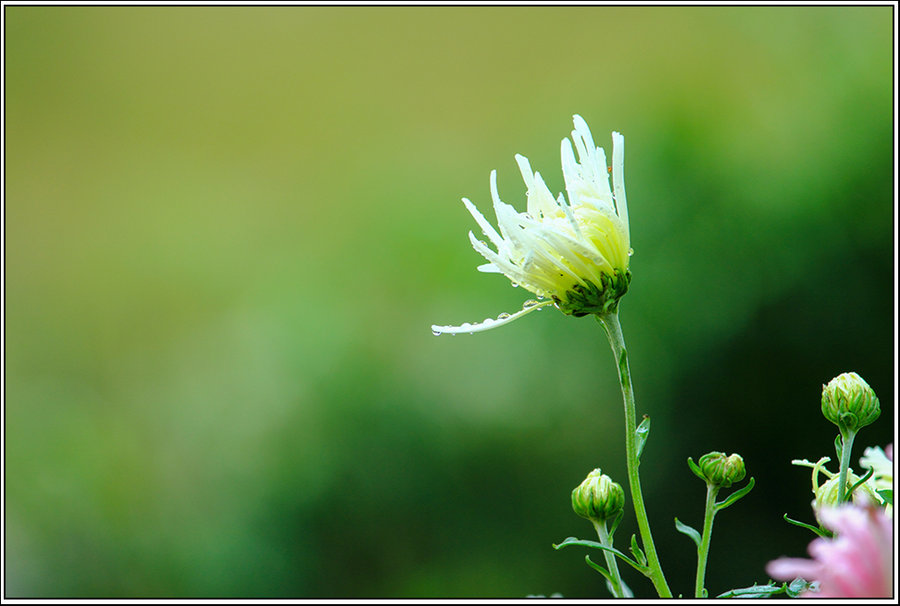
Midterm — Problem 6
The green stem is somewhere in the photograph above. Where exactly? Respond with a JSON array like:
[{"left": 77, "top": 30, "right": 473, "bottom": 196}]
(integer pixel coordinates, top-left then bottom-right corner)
[
  {"left": 593, "top": 520, "right": 626, "bottom": 598},
  {"left": 694, "top": 484, "right": 719, "bottom": 598},
  {"left": 837, "top": 430, "right": 857, "bottom": 503},
  {"left": 597, "top": 311, "right": 672, "bottom": 598}
]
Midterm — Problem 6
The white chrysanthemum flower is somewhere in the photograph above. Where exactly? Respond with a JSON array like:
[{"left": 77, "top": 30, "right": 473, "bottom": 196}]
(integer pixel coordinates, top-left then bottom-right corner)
[
  {"left": 860, "top": 445, "right": 893, "bottom": 515},
  {"left": 432, "top": 115, "right": 632, "bottom": 335}
]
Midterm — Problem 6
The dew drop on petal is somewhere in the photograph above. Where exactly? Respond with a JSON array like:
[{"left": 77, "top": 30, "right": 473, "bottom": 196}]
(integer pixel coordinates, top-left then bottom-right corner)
[
  {"left": 511, "top": 282, "right": 519, "bottom": 288},
  {"left": 523, "top": 299, "right": 540, "bottom": 309},
  {"left": 628, "top": 248, "right": 634, "bottom": 256},
  {"left": 432, "top": 329, "right": 441, "bottom": 336},
  {"left": 498, "top": 312, "right": 511, "bottom": 320}
]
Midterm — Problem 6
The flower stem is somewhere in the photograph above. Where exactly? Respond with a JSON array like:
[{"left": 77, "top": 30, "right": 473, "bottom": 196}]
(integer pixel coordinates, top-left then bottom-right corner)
[
  {"left": 597, "top": 311, "right": 672, "bottom": 598},
  {"left": 593, "top": 520, "right": 626, "bottom": 598},
  {"left": 694, "top": 484, "right": 719, "bottom": 598},
  {"left": 837, "top": 429, "right": 857, "bottom": 503}
]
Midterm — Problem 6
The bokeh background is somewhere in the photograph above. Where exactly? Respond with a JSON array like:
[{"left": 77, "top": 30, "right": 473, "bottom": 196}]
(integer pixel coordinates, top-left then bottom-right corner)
[{"left": 3, "top": 5, "right": 894, "bottom": 599}]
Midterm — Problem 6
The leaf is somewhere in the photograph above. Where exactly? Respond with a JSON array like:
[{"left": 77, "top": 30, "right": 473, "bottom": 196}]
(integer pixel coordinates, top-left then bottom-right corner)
[
  {"left": 785, "top": 577, "right": 815, "bottom": 598},
  {"left": 553, "top": 536, "right": 648, "bottom": 574},
  {"left": 635, "top": 415, "right": 651, "bottom": 460},
  {"left": 583, "top": 554, "right": 613, "bottom": 584},
  {"left": 716, "top": 581, "right": 785, "bottom": 598},
  {"left": 608, "top": 509, "right": 624, "bottom": 538},
  {"left": 687, "top": 457, "right": 706, "bottom": 482},
  {"left": 716, "top": 477, "right": 756, "bottom": 511},
  {"left": 877, "top": 489, "right": 893, "bottom": 506},
  {"left": 834, "top": 434, "right": 843, "bottom": 460},
  {"left": 674, "top": 517, "right": 702, "bottom": 549},
  {"left": 783, "top": 514, "right": 832, "bottom": 538},
  {"left": 629, "top": 533, "right": 647, "bottom": 566},
  {"left": 846, "top": 466, "right": 874, "bottom": 498}
]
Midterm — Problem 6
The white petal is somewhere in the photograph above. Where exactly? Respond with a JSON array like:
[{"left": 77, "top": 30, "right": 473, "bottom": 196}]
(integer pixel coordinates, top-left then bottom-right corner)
[
  {"left": 431, "top": 299, "right": 555, "bottom": 335},
  {"left": 462, "top": 198, "right": 504, "bottom": 250},
  {"left": 612, "top": 131, "right": 629, "bottom": 231},
  {"left": 477, "top": 263, "right": 502, "bottom": 273}
]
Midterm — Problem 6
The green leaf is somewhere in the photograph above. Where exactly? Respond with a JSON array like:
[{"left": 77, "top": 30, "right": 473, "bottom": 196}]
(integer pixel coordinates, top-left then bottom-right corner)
[
  {"left": 583, "top": 554, "right": 613, "bottom": 584},
  {"left": 846, "top": 466, "right": 874, "bottom": 498},
  {"left": 629, "top": 533, "right": 647, "bottom": 566},
  {"left": 674, "top": 517, "right": 702, "bottom": 549},
  {"left": 553, "top": 536, "right": 647, "bottom": 574},
  {"left": 716, "top": 477, "right": 755, "bottom": 511},
  {"left": 608, "top": 509, "right": 624, "bottom": 538},
  {"left": 834, "top": 434, "right": 843, "bottom": 460},
  {"left": 782, "top": 514, "right": 832, "bottom": 538},
  {"left": 635, "top": 415, "right": 651, "bottom": 460},
  {"left": 716, "top": 581, "right": 785, "bottom": 598},
  {"left": 877, "top": 489, "right": 893, "bottom": 506},
  {"left": 785, "top": 577, "right": 815, "bottom": 598},
  {"left": 687, "top": 457, "right": 706, "bottom": 482}
]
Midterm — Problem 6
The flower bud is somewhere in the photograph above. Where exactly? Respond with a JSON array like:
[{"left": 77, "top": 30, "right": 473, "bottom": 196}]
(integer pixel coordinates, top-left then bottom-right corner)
[
  {"left": 698, "top": 452, "right": 746, "bottom": 488},
  {"left": 813, "top": 473, "right": 878, "bottom": 525},
  {"left": 821, "top": 372, "right": 880, "bottom": 433},
  {"left": 571, "top": 469, "right": 625, "bottom": 522}
]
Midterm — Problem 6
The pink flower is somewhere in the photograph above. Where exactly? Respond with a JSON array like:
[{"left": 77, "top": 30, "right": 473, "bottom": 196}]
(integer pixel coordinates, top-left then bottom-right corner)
[{"left": 767, "top": 505, "right": 893, "bottom": 598}]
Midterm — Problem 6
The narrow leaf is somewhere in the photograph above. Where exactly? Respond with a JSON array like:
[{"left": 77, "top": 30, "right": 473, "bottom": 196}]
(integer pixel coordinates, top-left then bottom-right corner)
[
  {"left": 783, "top": 514, "right": 832, "bottom": 538},
  {"left": 608, "top": 509, "right": 624, "bottom": 538},
  {"left": 635, "top": 415, "right": 651, "bottom": 460},
  {"left": 716, "top": 477, "right": 756, "bottom": 511},
  {"left": 834, "top": 434, "right": 843, "bottom": 460},
  {"left": 583, "top": 554, "right": 613, "bottom": 584},
  {"left": 877, "top": 489, "right": 893, "bottom": 506},
  {"left": 629, "top": 533, "right": 647, "bottom": 566},
  {"left": 846, "top": 466, "right": 874, "bottom": 498},
  {"left": 716, "top": 581, "right": 785, "bottom": 598},
  {"left": 554, "top": 536, "right": 647, "bottom": 574},
  {"left": 674, "top": 517, "right": 702, "bottom": 549}
]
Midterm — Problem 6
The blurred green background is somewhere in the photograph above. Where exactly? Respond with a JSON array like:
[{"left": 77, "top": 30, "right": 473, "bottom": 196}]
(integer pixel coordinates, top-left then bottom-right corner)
[{"left": 4, "top": 5, "right": 894, "bottom": 598}]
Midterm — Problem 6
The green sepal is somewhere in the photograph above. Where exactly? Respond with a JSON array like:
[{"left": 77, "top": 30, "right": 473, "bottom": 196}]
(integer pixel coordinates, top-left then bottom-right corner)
[
  {"left": 674, "top": 517, "right": 702, "bottom": 549},
  {"left": 555, "top": 269, "right": 631, "bottom": 317},
  {"left": 635, "top": 415, "right": 651, "bottom": 461},
  {"left": 715, "top": 477, "right": 755, "bottom": 511},
  {"left": 553, "top": 537, "right": 648, "bottom": 574},
  {"left": 687, "top": 457, "right": 706, "bottom": 482},
  {"left": 629, "top": 533, "right": 647, "bottom": 567},
  {"left": 846, "top": 466, "right": 874, "bottom": 498},
  {"left": 783, "top": 514, "right": 832, "bottom": 538},
  {"left": 834, "top": 434, "right": 843, "bottom": 460},
  {"left": 877, "top": 489, "right": 893, "bottom": 506}
]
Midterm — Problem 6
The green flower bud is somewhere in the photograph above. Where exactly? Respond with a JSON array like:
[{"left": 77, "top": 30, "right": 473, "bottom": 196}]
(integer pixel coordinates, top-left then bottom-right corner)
[
  {"left": 698, "top": 452, "right": 746, "bottom": 488},
  {"left": 813, "top": 472, "right": 878, "bottom": 525},
  {"left": 571, "top": 469, "right": 625, "bottom": 522},
  {"left": 821, "top": 372, "right": 880, "bottom": 434}
]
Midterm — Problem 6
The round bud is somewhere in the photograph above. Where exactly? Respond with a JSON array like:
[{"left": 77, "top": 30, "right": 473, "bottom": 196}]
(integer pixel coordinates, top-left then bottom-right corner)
[
  {"left": 571, "top": 469, "right": 625, "bottom": 522},
  {"left": 821, "top": 372, "right": 880, "bottom": 433},
  {"left": 813, "top": 472, "right": 878, "bottom": 525},
  {"left": 698, "top": 452, "right": 746, "bottom": 488}
]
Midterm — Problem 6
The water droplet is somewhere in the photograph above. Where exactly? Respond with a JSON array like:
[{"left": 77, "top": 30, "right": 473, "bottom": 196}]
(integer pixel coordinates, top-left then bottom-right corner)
[
  {"left": 460, "top": 322, "right": 472, "bottom": 330},
  {"left": 432, "top": 329, "right": 441, "bottom": 336},
  {"left": 628, "top": 248, "right": 634, "bottom": 257},
  {"left": 523, "top": 299, "right": 540, "bottom": 309},
  {"left": 482, "top": 318, "right": 495, "bottom": 326},
  {"left": 497, "top": 312, "right": 511, "bottom": 320},
  {"left": 510, "top": 282, "right": 519, "bottom": 288}
]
